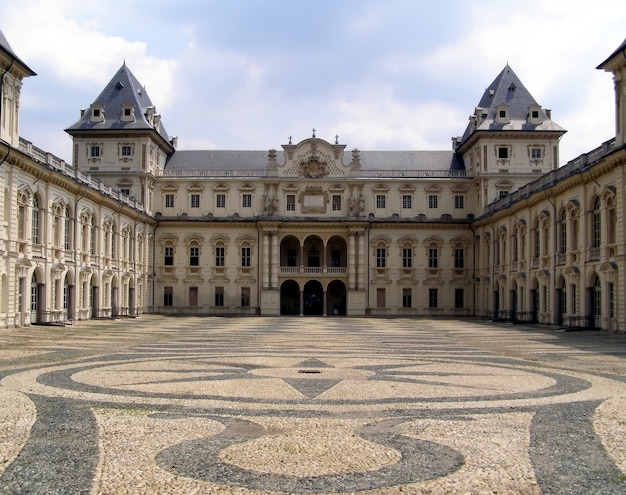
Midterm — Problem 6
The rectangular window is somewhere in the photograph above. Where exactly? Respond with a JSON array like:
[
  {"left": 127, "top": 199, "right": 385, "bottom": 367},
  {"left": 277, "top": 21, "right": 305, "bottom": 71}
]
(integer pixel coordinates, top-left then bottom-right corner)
[
  {"left": 215, "top": 247, "right": 225, "bottom": 266},
  {"left": 376, "top": 195, "right": 386, "bottom": 209},
  {"left": 215, "top": 287, "right": 224, "bottom": 307},
  {"left": 428, "top": 248, "right": 438, "bottom": 268},
  {"left": 216, "top": 194, "right": 226, "bottom": 208},
  {"left": 376, "top": 288, "right": 386, "bottom": 308},
  {"left": 90, "top": 146, "right": 100, "bottom": 158},
  {"left": 241, "top": 287, "right": 250, "bottom": 307},
  {"left": 242, "top": 194, "right": 252, "bottom": 208},
  {"left": 455, "top": 288, "right": 464, "bottom": 309},
  {"left": 121, "top": 146, "right": 132, "bottom": 156},
  {"left": 286, "top": 194, "right": 296, "bottom": 211},
  {"left": 120, "top": 188, "right": 130, "bottom": 196},
  {"left": 189, "top": 287, "right": 198, "bottom": 307},
  {"left": 402, "top": 195, "right": 412, "bottom": 209},
  {"left": 428, "top": 195, "right": 438, "bottom": 209},
  {"left": 402, "top": 248, "right": 412, "bottom": 268},
  {"left": 402, "top": 288, "right": 412, "bottom": 308},
  {"left": 331, "top": 250, "right": 340, "bottom": 267},
  {"left": 498, "top": 147, "right": 509, "bottom": 159},
  {"left": 429, "top": 288, "right": 438, "bottom": 308},
  {"left": 165, "top": 194, "right": 174, "bottom": 208},
  {"left": 164, "top": 286, "right": 173, "bottom": 307},
  {"left": 241, "top": 247, "right": 251, "bottom": 267},
  {"left": 609, "top": 283, "right": 614, "bottom": 318},
  {"left": 376, "top": 248, "right": 386, "bottom": 268},
  {"left": 531, "top": 148, "right": 542, "bottom": 160},
  {"left": 454, "top": 248, "right": 464, "bottom": 269},
  {"left": 189, "top": 246, "right": 199, "bottom": 266},
  {"left": 332, "top": 195, "right": 342, "bottom": 211},
  {"left": 164, "top": 246, "right": 174, "bottom": 266},
  {"left": 499, "top": 191, "right": 509, "bottom": 199},
  {"left": 190, "top": 194, "right": 200, "bottom": 208},
  {"left": 454, "top": 195, "right": 465, "bottom": 209}
]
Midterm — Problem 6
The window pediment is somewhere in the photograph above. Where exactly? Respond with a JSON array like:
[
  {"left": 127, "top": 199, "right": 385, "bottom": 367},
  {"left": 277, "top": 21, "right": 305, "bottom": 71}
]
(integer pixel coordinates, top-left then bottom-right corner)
[
  {"left": 212, "top": 183, "right": 230, "bottom": 192},
  {"left": 424, "top": 184, "right": 442, "bottom": 193},
  {"left": 161, "top": 183, "right": 178, "bottom": 192},
  {"left": 238, "top": 183, "right": 256, "bottom": 192}
]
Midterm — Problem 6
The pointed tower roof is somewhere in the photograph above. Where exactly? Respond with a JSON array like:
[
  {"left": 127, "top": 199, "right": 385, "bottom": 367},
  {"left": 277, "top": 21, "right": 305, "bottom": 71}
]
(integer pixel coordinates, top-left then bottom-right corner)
[
  {"left": 65, "top": 63, "right": 173, "bottom": 150},
  {"left": 457, "top": 64, "right": 565, "bottom": 148},
  {"left": 0, "top": 29, "right": 36, "bottom": 77}
]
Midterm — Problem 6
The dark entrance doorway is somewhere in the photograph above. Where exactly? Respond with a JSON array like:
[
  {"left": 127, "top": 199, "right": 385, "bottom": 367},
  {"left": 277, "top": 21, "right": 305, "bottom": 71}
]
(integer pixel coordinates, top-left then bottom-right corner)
[
  {"left": 327, "top": 279, "right": 347, "bottom": 315},
  {"left": 303, "top": 280, "right": 323, "bottom": 315},
  {"left": 280, "top": 280, "right": 300, "bottom": 315}
]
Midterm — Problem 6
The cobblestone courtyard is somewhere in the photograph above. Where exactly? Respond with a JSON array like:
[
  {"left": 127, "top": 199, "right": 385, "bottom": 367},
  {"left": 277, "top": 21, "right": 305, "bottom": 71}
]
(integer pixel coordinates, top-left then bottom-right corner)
[{"left": 0, "top": 316, "right": 625, "bottom": 494}]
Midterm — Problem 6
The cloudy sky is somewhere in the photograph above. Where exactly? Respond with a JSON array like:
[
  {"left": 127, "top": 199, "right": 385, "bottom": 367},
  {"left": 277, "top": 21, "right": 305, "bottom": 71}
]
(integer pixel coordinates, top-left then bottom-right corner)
[{"left": 2, "top": 0, "right": 625, "bottom": 165}]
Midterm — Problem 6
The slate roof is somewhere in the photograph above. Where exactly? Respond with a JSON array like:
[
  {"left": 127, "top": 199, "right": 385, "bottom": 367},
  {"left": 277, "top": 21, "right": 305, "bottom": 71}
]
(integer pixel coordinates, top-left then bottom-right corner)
[
  {"left": 0, "top": 29, "right": 36, "bottom": 76},
  {"left": 458, "top": 64, "right": 565, "bottom": 145},
  {"left": 164, "top": 149, "right": 464, "bottom": 172},
  {"left": 65, "top": 63, "right": 171, "bottom": 145}
]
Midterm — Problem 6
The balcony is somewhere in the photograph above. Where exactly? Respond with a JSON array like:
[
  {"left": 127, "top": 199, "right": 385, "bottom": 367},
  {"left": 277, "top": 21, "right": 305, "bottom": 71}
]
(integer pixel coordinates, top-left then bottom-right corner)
[{"left": 280, "top": 266, "right": 347, "bottom": 276}]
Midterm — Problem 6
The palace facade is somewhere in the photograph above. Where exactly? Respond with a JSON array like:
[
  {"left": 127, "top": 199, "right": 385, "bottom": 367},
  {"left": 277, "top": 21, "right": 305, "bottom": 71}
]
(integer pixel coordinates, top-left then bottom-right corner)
[{"left": 1, "top": 30, "right": 625, "bottom": 332}]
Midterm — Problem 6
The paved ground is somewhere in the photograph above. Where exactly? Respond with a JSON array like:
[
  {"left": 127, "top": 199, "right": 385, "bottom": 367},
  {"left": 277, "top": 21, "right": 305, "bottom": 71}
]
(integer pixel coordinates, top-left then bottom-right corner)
[{"left": 0, "top": 316, "right": 625, "bottom": 495}]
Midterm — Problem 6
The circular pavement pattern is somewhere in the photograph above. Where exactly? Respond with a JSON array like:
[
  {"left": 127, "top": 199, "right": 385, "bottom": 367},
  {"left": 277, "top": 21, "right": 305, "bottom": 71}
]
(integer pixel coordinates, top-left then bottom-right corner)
[{"left": 0, "top": 316, "right": 625, "bottom": 494}]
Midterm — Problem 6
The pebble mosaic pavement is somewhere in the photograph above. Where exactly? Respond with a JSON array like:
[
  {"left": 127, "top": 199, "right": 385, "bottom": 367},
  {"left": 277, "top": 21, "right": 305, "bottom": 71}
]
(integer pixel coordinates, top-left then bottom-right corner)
[{"left": 0, "top": 316, "right": 625, "bottom": 494}]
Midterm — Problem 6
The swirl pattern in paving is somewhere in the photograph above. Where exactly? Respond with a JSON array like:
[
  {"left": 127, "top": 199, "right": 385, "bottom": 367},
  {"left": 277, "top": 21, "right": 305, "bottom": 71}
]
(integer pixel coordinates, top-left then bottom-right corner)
[{"left": 0, "top": 316, "right": 625, "bottom": 494}]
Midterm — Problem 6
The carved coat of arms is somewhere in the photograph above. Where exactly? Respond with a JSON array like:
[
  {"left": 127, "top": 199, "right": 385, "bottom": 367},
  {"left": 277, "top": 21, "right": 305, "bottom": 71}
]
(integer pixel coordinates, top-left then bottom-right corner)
[{"left": 301, "top": 157, "right": 327, "bottom": 178}]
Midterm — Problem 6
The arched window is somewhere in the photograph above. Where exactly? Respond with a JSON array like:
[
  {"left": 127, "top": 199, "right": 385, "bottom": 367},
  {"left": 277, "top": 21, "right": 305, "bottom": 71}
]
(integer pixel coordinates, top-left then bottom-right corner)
[
  {"left": 533, "top": 218, "right": 540, "bottom": 259},
  {"left": 560, "top": 210, "right": 567, "bottom": 254},
  {"left": 31, "top": 195, "right": 40, "bottom": 244},
  {"left": 64, "top": 206, "right": 72, "bottom": 250},
  {"left": 607, "top": 197, "right": 616, "bottom": 244},
  {"left": 592, "top": 196, "right": 601, "bottom": 248}
]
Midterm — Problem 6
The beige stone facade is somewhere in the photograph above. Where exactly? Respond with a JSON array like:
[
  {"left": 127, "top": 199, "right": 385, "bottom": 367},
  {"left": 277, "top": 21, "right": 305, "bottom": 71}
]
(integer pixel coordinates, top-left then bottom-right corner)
[{"left": 1, "top": 33, "right": 625, "bottom": 331}]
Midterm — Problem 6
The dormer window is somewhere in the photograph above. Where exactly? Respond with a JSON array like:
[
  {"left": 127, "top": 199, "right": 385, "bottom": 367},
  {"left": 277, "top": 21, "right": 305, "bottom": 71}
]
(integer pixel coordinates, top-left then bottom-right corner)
[
  {"left": 89, "top": 104, "right": 105, "bottom": 123},
  {"left": 121, "top": 103, "right": 135, "bottom": 122},
  {"left": 495, "top": 104, "right": 510, "bottom": 124},
  {"left": 528, "top": 104, "right": 542, "bottom": 125}
]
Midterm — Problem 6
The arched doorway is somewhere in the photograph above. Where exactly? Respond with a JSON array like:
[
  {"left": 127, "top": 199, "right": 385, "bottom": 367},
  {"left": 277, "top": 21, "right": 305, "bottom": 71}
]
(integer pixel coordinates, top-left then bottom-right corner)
[
  {"left": 303, "top": 236, "right": 324, "bottom": 268},
  {"left": 327, "top": 279, "right": 347, "bottom": 315},
  {"left": 280, "top": 236, "right": 301, "bottom": 269},
  {"left": 303, "top": 280, "right": 323, "bottom": 315},
  {"left": 280, "top": 280, "right": 300, "bottom": 315},
  {"left": 555, "top": 275, "right": 566, "bottom": 326},
  {"left": 589, "top": 273, "right": 601, "bottom": 329},
  {"left": 30, "top": 273, "right": 40, "bottom": 324}
]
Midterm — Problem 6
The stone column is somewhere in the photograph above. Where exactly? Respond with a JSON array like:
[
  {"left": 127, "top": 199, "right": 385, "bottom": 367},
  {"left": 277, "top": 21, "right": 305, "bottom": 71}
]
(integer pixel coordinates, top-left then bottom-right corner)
[
  {"left": 271, "top": 233, "right": 279, "bottom": 289},
  {"left": 348, "top": 231, "right": 355, "bottom": 290},
  {"left": 357, "top": 232, "right": 365, "bottom": 290},
  {"left": 262, "top": 232, "right": 270, "bottom": 289}
]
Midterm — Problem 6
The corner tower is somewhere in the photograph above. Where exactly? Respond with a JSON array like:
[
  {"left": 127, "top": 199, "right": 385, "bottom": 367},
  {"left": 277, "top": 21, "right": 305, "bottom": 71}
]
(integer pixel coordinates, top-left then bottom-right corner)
[
  {"left": 0, "top": 30, "right": 36, "bottom": 147},
  {"left": 65, "top": 63, "right": 175, "bottom": 211},
  {"left": 597, "top": 37, "right": 626, "bottom": 147},
  {"left": 455, "top": 65, "right": 566, "bottom": 212}
]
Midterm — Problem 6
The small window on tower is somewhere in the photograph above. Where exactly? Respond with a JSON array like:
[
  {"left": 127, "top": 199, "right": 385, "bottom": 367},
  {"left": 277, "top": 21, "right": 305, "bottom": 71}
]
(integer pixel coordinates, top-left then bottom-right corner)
[{"left": 498, "top": 147, "right": 509, "bottom": 159}]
